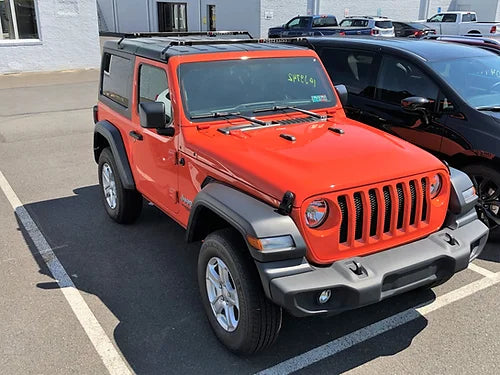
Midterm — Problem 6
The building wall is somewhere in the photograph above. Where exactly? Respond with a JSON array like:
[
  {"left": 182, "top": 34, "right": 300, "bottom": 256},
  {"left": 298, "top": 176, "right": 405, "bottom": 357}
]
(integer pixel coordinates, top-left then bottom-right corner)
[
  {"left": 0, "top": 0, "right": 100, "bottom": 74},
  {"left": 97, "top": 0, "right": 261, "bottom": 39}
]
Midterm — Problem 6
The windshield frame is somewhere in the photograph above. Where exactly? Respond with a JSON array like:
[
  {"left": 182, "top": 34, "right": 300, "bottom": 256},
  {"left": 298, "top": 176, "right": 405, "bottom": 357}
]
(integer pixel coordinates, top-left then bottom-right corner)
[{"left": 177, "top": 55, "right": 338, "bottom": 123}]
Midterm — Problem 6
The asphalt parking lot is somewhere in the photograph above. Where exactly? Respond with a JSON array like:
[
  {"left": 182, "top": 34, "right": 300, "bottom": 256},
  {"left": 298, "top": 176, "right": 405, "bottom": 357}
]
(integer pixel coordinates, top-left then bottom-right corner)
[{"left": 1, "top": 70, "right": 500, "bottom": 375}]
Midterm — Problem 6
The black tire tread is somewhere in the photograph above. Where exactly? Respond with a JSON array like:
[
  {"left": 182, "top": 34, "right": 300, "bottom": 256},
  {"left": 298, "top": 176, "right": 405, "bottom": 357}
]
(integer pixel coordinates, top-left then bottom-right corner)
[
  {"left": 462, "top": 163, "right": 500, "bottom": 233},
  {"left": 199, "top": 228, "right": 282, "bottom": 354},
  {"left": 98, "top": 148, "right": 142, "bottom": 224}
]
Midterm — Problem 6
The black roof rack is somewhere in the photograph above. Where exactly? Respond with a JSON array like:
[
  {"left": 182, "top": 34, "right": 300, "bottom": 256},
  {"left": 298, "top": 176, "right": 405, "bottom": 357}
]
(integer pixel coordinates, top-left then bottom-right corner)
[
  {"left": 101, "top": 30, "right": 253, "bottom": 40},
  {"left": 103, "top": 32, "right": 308, "bottom": 61},
  {"left": 156, "top": 36, "right": 306, "bottom": 59}
]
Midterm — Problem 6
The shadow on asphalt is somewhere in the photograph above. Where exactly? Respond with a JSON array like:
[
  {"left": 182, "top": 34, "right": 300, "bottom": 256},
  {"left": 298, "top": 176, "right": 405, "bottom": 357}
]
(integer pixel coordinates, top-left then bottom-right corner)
[{"left": 15, "top": 185, "right": 442, "bottom": 374}]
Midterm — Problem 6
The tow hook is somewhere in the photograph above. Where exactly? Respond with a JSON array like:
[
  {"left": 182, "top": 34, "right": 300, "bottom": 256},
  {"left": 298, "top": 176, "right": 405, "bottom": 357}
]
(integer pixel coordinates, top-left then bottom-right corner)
[
  {"left": 443, "top": 233, "right": 458, "bottom": 246},
  {"left": 349, "top": 261, "right": 367, "bottom": 276}
]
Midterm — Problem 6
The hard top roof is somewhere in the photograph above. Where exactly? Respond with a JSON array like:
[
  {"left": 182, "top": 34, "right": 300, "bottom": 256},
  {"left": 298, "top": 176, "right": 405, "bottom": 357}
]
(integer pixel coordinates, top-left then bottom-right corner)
[
  {"left": 343, "top": 16, "right": 390, "bottom": 20},
  {"left": 103, "top": 31, "right": 307, "bottom": 61},
  {"left": 307, "top": 36, "right": 495, "bottom": 62}
]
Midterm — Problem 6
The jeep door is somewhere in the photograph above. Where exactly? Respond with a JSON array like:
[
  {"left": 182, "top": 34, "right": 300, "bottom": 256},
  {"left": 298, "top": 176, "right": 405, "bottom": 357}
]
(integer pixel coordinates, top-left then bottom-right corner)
[{"left": 130, "top": 59, "right": 179, "bottom": 215}]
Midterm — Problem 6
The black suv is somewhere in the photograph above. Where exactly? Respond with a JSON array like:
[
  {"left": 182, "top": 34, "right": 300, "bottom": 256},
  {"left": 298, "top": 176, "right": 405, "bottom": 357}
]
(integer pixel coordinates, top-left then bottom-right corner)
[{"left": 305, "top": 37, "right": 500, "bottom": 228}]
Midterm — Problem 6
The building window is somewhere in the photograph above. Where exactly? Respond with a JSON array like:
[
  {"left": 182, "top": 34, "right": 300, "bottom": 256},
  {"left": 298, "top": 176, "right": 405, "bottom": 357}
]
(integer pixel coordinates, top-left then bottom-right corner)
[
  {"left": 158, "top": 2, "right": 187, "bottom": 32},
  {"left": 0, "top": 0, "right": 39, "bottom": 40}
]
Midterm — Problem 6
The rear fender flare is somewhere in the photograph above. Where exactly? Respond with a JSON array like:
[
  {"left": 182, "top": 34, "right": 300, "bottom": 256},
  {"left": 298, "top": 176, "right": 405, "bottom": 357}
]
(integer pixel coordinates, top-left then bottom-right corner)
[{"left": 94, "top": 121, "right": 135, "bottom": 190}]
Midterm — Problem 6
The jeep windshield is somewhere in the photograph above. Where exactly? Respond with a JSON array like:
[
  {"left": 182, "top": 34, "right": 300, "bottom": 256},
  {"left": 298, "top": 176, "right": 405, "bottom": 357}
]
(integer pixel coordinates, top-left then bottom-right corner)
[
  {"left": 179, "top": 57, "right": 337, "bottom": 121},
  {"left": 429, "top": 55, "right": 500, "bottom": 109}
]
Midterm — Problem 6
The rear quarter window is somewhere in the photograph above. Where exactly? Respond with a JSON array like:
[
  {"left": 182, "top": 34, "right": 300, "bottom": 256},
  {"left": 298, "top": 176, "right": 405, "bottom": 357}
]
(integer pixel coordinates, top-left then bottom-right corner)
[
  {"left": 340, "top": 19, "right": 369, "bottom": 27},
  {"left": 462, "top": 13, "right": 477, "bottom": 22},
  {"left": 101, "top": 53, "right": 132, "bottom": 108},
  {"left": 312, "top": 17, "right": 338, "bottom": 27},
  {"left": 375, "top": 21, "right": 393, "bottom": 28}
]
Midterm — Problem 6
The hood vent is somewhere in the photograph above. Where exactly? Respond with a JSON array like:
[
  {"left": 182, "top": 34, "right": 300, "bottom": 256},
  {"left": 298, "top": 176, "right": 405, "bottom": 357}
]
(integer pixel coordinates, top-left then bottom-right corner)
[{"left": 276, "top": 116, "right": 317, "bottom": 125}]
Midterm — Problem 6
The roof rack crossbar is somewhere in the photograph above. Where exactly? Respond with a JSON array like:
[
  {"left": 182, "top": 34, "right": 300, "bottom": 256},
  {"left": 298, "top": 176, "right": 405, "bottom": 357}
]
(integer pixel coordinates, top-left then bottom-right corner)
[
  {"left": 105, "top": 30, "right": 252, "bottom": 40},
  {"left": 152, "top": 37, "right": 305, "bottom": 60}
]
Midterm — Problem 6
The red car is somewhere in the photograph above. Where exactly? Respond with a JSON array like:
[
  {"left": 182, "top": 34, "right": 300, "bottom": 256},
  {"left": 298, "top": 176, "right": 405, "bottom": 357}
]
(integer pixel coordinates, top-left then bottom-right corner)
[{"left": 93, "top": 32, "right": 488, "bottom": 353}]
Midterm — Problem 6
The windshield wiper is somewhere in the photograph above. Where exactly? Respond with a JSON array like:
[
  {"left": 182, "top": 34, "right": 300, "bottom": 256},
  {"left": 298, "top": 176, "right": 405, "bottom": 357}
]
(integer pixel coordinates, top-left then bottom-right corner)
[
  {"left": 190, "top": 111, "right": 271, "bottom": 126},
  {"left": 476, "top": 106, "right": 500, "bottom": 112},
  {"left": 253, "top": 105, "right": 328, "bottom": 120}
]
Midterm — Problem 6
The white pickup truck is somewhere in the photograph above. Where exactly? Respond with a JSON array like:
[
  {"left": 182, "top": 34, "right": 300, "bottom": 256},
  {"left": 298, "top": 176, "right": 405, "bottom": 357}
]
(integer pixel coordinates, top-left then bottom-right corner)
[{"left": 420, "top": 11, "right": 500, "bottom": 36}]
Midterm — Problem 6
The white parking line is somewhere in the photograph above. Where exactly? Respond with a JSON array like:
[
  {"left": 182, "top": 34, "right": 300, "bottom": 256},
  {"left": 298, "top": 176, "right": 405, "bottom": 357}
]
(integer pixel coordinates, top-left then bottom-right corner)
[
  {"left": 468, "top": 262, "right": 496, "bottom": 278},
  {"left": 0, "top": 171, "right": 132, "bottom": 375},
  {"left": 257, "top": 272, "right": 500, "bottom": 375}
]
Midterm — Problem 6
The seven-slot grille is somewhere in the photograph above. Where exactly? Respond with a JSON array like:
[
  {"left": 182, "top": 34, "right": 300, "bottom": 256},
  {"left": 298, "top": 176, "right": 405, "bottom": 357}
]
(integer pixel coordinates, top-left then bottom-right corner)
[{"left": 338, "top": 178, "right": 429, "bottom": 246}]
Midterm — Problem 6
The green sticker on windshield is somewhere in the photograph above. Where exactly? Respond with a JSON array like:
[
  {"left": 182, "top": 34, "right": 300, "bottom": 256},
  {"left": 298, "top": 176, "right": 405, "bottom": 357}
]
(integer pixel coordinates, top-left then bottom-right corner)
[
  {"left": 311, "top": 95, "right": 328, "bottom": 103},
  {"left": 288, "top": 73, "right": 317, "bottom": 87}
]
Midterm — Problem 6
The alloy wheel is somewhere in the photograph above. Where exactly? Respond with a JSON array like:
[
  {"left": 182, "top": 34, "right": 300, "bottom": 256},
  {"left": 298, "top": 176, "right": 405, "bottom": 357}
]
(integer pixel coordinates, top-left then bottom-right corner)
[
  {"left": 205, "top": 257, "right": 240, "bottom": 332},
  {"left": 102, "top": 163, "right": 117, "bottom": 209},
  {"left": 470, "top": 174, "right": 500, "bottom": 228}
]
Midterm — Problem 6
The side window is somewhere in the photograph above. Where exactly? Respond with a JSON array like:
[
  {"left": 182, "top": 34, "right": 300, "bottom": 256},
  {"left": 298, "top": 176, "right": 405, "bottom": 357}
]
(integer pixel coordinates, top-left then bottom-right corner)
[
  {"left": 320, "top": 48, "right": 379, "bottom": 97},
  {"left": 287, "top": 17, "right": 308, "bottom": 29},
  {"left": 442, "top": 14, "right": 457, "bottom": 22},
  {"left": 138, "top": 64, "right": 171, "bottom": 120},
  {"left": 462, "top": 13, "right": 476, "bottom": 22},
  {"left": 312, "top": 17, "right": 337, "bottom": 27},
  {"left": 102, "top": 53, "right": 132, "bottom": 107},
  {"left": 428, "top": 14, "right": 444, "bottom": 22},
  {"left": 376, "top": 56, "right": 439, "bottom": 105}
]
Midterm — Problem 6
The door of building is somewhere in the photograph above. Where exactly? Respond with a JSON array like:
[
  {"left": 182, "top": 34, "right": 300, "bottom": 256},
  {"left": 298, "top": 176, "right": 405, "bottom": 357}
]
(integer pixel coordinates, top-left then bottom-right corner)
[
  {"left": 158, "top": 2, "right": 187, "bottom": 32},
  {"left": 207, "top": 5, "right": 216, "bottom": 31}
]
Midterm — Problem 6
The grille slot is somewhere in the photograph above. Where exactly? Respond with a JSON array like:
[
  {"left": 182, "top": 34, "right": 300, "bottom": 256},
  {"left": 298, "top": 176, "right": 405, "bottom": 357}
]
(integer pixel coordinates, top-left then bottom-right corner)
[
  {"left": 421, "top": 178, "right": 428, "bottom": 221},
  {"left": 396, "top": 183, "right": 405, "bottom": 229},
  {"left": 369, "top": 189, "right": 378, "bottom": 237},
  {"left": 337, "top": 178, "right": 430, "bottom": 246},
  {"left": 338, "top": 196, "right": 348, "bottom": 243},
  {"left": 409, "top": 180, "right": 417, "bottom": 225},
  {"left": 354, "top": 193, "right": 363, "bottom": 240},
  {"left": 383, "top": 186, "right": 392, "bottom": 233}
]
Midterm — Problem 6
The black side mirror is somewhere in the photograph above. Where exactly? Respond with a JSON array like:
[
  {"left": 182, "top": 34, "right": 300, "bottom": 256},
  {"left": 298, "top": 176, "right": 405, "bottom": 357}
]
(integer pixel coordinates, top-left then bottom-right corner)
[
  {"left": 401, "top": 96, "right": 432, "bottom": 124},
  {"left": 139, "top": 102, "right": 171, "bottom": 128},
  {"left": 335, "top": 84, "right": 348, "bottom": 106}
]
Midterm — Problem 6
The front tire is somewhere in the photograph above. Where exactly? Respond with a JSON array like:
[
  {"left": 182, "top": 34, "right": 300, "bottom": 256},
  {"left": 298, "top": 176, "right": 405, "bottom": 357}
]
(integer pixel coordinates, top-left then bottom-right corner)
[
  {"left": 198, "top": 228, "right": 282, "bottom": 354},
  {"left": 98, "top": 148, "right": 142, "bottom": 224}
]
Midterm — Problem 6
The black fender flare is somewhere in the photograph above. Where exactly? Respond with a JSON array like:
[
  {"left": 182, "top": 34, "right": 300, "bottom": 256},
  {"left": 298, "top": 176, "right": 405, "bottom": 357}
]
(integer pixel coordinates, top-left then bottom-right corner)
[
  {"left": 94, "top": 121, "right": 136, "bottom": 190},
  {"left": 186, "top": 183, "right": 307, "bottom": 262}
]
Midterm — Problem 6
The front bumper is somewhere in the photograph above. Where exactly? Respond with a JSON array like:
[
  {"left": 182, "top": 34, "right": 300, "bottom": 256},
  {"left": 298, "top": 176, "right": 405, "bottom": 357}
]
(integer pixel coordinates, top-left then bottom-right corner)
[{"left": 256, "top": 218, "right": 488, "bottom": 317}]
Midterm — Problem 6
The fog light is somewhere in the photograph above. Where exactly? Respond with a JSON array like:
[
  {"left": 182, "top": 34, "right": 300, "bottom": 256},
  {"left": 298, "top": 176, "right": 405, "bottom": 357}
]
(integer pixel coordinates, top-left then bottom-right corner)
[{"left": 318, "top": 290, "right": 332, "bottom": 304}]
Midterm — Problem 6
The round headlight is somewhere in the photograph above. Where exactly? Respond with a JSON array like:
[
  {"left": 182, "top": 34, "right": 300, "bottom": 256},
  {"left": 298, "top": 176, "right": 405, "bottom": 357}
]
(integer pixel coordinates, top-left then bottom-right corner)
[
  {"left": 429, "top": 174, "right": 442, "bottom": 198},
  {"left": 305, "top": 199, "right": 329, "bottom": 228}
]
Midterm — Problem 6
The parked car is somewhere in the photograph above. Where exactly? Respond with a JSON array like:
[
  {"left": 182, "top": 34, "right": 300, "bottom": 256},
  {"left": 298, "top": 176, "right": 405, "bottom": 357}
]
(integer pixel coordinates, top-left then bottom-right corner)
[
  {"left": 268, "top": 15, "right": 371, "bottom": 38},
  {"left": 419, "top": 11, "right": 500, "bottom": 36},
  {"left": 393, "top": 21, "right": 436, "bottom": 38},
  {"left": 93, "top": 32, "right": 488, "bottom": 353},
  {"left": 339, "top": 16, "right": 395, "bottom": 37},
  {"left": 303, "top": 36, "right": 500, "bottom": 228},
  {"left": 423, "top": 34, "right": 500, "bottom": 54}
]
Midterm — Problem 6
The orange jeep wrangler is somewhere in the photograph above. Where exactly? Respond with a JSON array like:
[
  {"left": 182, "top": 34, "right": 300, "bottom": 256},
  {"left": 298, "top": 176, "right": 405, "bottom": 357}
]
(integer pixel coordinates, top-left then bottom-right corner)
[{"left": 93, "top": 32, "right": 488, "bottom": 354}]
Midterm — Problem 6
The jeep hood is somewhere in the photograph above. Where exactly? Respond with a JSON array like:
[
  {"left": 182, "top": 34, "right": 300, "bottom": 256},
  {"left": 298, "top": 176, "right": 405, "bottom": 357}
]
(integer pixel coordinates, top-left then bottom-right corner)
[{"left": 185, "top": 118, "right": 446, "bottom": 205}]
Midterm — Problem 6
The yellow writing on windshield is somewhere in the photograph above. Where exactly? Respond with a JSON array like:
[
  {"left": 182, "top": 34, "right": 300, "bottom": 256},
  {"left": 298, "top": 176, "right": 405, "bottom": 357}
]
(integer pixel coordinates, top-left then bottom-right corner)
[{"left": 288, "top": 73, "right": 317, "bottom": 87}]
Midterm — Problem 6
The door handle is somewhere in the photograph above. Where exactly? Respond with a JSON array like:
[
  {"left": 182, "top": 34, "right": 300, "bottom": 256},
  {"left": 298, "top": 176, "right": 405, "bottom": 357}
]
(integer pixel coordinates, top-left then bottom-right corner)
[{"left": 129, "top": 131, "right": 143, "bottom": 141}]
